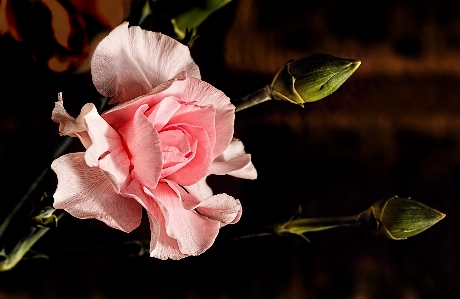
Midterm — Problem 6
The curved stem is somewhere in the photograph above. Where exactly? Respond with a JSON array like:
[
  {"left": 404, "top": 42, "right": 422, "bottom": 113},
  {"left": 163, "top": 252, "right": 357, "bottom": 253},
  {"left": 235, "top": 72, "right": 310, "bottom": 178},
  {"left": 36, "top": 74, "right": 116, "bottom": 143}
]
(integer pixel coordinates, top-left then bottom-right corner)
[
  {"left": 0, "top": 212, "right": 64, "bottom": 271},
  {"left": 233, "top": 85, "right": 273, "bottom": 112}
]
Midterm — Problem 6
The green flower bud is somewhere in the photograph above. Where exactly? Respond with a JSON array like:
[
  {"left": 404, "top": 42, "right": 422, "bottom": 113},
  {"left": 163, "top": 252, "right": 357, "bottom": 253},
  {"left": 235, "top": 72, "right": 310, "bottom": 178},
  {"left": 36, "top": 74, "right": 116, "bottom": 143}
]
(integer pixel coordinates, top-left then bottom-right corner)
[
  {"left": 361, "top": 196, "right": 446, "bottom": 240},
  {"left": 270, "top": 54, "right": 361, "bottom": 106}
]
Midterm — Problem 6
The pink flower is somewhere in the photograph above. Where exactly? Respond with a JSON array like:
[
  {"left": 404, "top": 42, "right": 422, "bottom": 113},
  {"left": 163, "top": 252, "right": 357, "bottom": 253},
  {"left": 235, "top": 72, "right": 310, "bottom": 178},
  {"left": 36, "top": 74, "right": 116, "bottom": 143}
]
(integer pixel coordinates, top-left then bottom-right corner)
[{"left": 51, "top": 23, "right": 256, "bottom": 259}]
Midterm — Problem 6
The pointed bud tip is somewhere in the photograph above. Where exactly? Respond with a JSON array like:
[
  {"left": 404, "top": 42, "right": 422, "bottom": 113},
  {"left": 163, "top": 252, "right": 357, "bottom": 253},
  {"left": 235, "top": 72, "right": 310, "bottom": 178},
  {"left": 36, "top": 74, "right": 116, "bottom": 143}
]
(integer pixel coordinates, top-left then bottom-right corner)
[
  {"left": 270, "top": 54, "right": 361, "bottom": 105},
  {"left": 362, "top": 196, "right": 445, "bottom": 240}
]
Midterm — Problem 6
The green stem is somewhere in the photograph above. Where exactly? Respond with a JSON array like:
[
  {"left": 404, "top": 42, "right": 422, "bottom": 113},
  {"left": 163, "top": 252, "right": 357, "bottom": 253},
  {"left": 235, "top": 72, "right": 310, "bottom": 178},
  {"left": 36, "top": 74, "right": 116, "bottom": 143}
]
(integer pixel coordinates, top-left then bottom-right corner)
[
  {"left": 274, "top": 214, "right": 362, "bottom": 237},
  {"left": 234, "top": 85, "right": 273, "bottom": 112},
  {"left": 0, "top": 212, "right": 64, "bottom": 271}
]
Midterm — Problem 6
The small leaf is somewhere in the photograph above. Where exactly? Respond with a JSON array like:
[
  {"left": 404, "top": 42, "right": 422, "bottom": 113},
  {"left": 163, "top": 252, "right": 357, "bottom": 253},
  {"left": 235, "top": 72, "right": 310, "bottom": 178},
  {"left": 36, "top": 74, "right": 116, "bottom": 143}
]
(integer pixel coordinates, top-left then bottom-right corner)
[{"left": 172, "top": 0, "right": 232, "bottom": 40}]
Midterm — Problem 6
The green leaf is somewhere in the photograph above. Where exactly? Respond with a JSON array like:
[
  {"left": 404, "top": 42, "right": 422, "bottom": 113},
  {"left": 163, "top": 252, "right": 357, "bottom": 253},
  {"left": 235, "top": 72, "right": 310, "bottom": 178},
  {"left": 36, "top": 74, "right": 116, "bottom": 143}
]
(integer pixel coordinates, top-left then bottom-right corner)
[{"left": 172, "top": 0, "right": 232, "bottom": 40}]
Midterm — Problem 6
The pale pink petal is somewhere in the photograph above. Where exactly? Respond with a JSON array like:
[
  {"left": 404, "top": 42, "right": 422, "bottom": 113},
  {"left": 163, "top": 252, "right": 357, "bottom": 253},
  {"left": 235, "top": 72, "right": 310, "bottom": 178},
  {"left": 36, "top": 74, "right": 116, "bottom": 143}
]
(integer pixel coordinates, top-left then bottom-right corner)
[
  {"left": 147, "top": 211, "right": 187, "bottom": 260},
  {"left": 209, "top": 155, "right": 251, "bottom": 175},
  {"left": 164, "top": 124, "right": 211, "bottom": 186},
  {"left": 118, "top": 104, "right": 162, "bottom": 190},
  {"left": 184, "top": 177, "right": 213, "bottom": 202},
  {"left": 197, "top": 198, "right": 242, "bottom": 226},
  {"left": 169, "top": 180, "right": 241, "bottom": 226},
  {"left": 145, "top": 182, "right": 220, "bottom": 257},
  {"left": 102, "top": 72, "right": 188, "bottom": 130},
  {"left": 182, "top": 77, "right": 235, "bottom": 159},
  {"left": 91, "top": 22, "right": 200, "bottom": 104},
  {"left": 227, "top": 162, "right": 258, "bottom": 180},
  {"left": 121, "top": 180, "right": 186, "bottom": 260},
  {"left": 83, "top": 104, "right": 130, "bottom": 191},
  {"left": 171, "top": 179, "right": 241, "bottom": 227},
  {"left": 209, "top": 139, "right": 257, "bottom": 179},
  {"left": 51, "top": 152, "right": 142, "bottom": 232}
]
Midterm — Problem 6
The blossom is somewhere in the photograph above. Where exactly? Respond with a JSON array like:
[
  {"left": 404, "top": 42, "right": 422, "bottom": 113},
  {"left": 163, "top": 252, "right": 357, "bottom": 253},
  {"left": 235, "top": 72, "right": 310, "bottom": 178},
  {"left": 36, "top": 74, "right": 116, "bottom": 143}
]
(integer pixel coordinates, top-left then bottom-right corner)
[{"left": 51, "top": 22, "right": 256, "bottom": 259}]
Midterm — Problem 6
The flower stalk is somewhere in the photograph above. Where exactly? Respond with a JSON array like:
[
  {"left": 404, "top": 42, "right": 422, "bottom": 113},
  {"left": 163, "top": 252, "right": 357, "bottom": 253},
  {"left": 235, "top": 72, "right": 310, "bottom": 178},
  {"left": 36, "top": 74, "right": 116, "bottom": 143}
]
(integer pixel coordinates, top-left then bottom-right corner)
[
  {"left": 0, "top": 212, "right": 64, "bottom": 272},
  {"left": 275, "top": 196, "right": 445, "bottom": 240}
]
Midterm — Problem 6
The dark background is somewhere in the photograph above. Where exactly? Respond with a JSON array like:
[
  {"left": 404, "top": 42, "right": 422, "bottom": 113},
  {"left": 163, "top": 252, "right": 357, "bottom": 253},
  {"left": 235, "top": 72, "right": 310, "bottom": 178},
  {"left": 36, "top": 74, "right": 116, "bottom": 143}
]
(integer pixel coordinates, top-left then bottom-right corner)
[{"left": 1, "top": 0, "right": 459, "bottom": 298}]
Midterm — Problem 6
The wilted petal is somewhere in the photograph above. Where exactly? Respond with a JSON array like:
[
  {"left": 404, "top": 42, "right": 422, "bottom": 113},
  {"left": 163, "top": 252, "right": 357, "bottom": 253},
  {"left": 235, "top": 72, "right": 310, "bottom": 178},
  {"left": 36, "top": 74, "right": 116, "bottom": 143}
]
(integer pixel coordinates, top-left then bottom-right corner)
[
  {"left": 118, "top": 104, "right": 162, "bottom": 190},
  {"left": 51, "top": 152, "right": 142, "bottom": 232},
  {"left": 91, "top": 22, "right": 200, "bottom": 104},
  {"left": 51, "top": 94, "right": 92, "bottom": 148},
  {"left": 182, "top": 77, "right": 234, "bottom": 159},
  {"left": 209, "top": 139, "right": 257, "bottom": 179}
]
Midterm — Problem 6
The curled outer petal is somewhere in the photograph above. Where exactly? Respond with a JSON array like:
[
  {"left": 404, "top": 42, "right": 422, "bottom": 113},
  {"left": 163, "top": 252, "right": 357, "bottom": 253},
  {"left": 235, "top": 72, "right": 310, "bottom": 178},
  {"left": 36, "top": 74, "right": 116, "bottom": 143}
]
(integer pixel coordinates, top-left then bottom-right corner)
[
  {"left": 209, "top": 138, "right": 257, "bottom": 179},
  {"left": 91, "top": 22, "right": 200, "bottom": 104},
  {"left": 51, "top": 93, "right": 92, "bottom": 148},
  {"left": 52, "top": 152, "right": 142, "bottom": 232}
]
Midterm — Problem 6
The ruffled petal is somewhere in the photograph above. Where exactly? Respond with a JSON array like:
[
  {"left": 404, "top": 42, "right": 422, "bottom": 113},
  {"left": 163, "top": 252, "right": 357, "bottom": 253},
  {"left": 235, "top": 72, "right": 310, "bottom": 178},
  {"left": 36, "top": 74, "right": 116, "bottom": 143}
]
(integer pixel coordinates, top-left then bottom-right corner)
[
  {"left": 51, "top": 93, "right": 92, "bottom": 148},
  {"left": 209, "top": 139, "right": 257, "bottom": 179},
  {"left": 91, "top": 22, "right": 200, "bottom": 104},
  {"left": 118, "top": 104, "right": 162, "bottom": 190},
  {"left": 182, "top": 77, "right": 234, "bottom": 159},
  {"left": 83, "top": 104, "right": 130, "bottom": 191},
  {"left": 122, "top": 179, "right": 186, "bottom": 260},
  {"left": 102, "top": 72, "right": 188, "bottom": 130},
  {"left": 145, "top": 182, "right": 220, "bottom": 257},
  {"left": 171, "top": 180, "right": 241, "bottom": 226},
  {"left": 51, "top": 152, "right": 142, "bottom": 232}
]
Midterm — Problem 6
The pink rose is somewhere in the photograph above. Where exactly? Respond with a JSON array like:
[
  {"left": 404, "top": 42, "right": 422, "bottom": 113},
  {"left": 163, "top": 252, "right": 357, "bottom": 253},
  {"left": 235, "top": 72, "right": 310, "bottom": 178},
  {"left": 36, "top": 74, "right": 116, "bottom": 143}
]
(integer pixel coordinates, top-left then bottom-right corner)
[{"left": 51, "top": 23, "right": 256, "bottom": 259}]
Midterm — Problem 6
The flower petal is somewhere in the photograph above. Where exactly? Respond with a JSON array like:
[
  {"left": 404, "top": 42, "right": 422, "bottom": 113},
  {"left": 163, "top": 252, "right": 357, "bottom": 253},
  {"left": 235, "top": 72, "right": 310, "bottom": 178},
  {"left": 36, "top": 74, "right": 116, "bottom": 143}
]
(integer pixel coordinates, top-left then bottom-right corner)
[
  {"left": 118, "top": 104, "right": 162, "bottom": 190},
  {"left": 164, "top": 124, "right": 211, "bottom": 186},
  {"left": 168, "top": 102, "right": 216, "bottom": 157},
  {"left": 169, "top": 180, "right": 241, "bottom": 226},
  {"left": 102, "top": 71, "right": 188, "bottom": 130},
  {"left": 122, "top": 180, "right": 186, "bottom": 260},
  {"left": 146, "top": 96, "right": 182, "bottom": 131},
  {"left": 51, "top": 152, "right": 142, "bottom": 232},
  {"left": 145, "top": 182, "right": 220, "bottom": 257},
  {"left": 209, "top": 139, "right": 257, "bottom": 179},
  {"left": 184, "top": 177, "right": 213, "bottom": 202},
  {"left": 91, "top": 22, "right": 200, "bottom": 104},
  {"left": 83, "top": 104, "right": 130, "bottom": 192},
  {"left": 182, "top": 77, "right": 235, "bottom": 159},
  {"left": 51, "top": 94, "right": 92, "bottom": 148}
]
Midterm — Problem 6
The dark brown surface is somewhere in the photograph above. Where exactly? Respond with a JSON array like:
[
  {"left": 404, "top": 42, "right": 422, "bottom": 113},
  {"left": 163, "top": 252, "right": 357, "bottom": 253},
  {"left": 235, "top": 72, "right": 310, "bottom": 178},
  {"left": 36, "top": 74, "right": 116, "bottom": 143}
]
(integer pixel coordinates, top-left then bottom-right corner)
[{"left": 1, "top": 1, "right": 460, "bottom": 298}]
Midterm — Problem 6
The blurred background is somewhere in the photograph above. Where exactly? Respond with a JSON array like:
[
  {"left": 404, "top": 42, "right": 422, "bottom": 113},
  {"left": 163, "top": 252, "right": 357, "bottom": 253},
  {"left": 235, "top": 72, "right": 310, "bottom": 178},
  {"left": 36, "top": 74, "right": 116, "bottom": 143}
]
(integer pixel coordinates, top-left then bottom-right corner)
[{"left": 1, "top": 0, "right": 460, "bottom": 298}]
